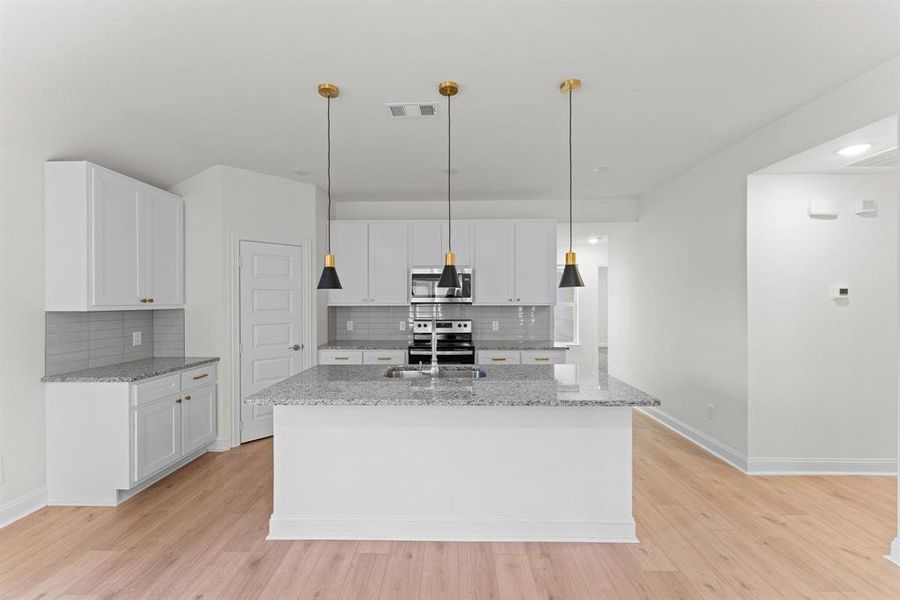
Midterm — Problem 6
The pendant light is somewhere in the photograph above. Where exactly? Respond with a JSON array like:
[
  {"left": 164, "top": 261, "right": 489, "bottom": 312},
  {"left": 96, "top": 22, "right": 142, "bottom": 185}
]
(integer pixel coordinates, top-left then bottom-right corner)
[
  {"left": 437, "top": 80, "right": 461, "bottom": 289},
  {"left": 317, "top": 82, "right": 342, "bottom": 290},
  {"left": 558, "top": 78, "right": 585, "bottom": 288}
]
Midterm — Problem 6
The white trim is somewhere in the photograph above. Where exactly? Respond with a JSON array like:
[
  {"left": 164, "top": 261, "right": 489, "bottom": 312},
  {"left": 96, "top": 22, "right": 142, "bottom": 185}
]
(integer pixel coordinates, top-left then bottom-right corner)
[
  {"left": 268, "top": 514, "right": 637, "bottom": 543},
  {"left": 887, "top": 538, "right": 900, "bottom": 567},
  {"left": 230, "top": 232, "right": 312, "bottom": 448},
  {"left": 206, "top": 438, "right": 231, "bottom": 452},
  {"left": 0, "top": 487, "right": 47, "bottom": 528},
  {"left": 747, "top": 457, "right": 896, "bottom": 476},
  {"left": 638, "top": 407, "right": 748, "bottom": 472}
]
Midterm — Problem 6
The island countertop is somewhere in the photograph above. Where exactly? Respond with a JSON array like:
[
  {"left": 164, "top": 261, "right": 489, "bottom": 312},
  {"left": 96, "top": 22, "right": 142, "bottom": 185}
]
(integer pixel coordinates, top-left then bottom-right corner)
[{"left": 246, "top": 364, "right": 659, "bottom": 407}]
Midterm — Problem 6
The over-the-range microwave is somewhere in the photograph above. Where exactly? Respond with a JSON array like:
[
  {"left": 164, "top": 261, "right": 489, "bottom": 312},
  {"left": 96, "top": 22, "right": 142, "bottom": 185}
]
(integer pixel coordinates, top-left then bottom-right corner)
[{"left": 409, "top": 268, "right": 473, "bottom": 304}]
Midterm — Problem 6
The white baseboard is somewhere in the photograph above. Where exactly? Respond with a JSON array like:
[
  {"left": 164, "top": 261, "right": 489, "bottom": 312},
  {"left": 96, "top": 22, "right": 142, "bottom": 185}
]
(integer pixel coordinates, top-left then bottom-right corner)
[
  {"left": 268, "top": 514, "right": 638, "bottom": 543},
  {"left": 638, "top": 407, "right": 748, "bottom": 472},
  {"left": 747, "top": 457, "right": 896, "bottom": 476},
  {"left": 206, "top": 438, "right": 231, "bottom": 452},
  {"left": 887, "top": 538, "right": 900, "bottom": 567},
  {"left": 0, "top": 486, "right": 47, "bottom": 529}
]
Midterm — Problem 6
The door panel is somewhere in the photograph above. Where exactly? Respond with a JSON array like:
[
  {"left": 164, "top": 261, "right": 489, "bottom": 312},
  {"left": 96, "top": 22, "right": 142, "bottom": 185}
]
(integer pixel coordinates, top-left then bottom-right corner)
[
  {"left": 473, "top": 222, "right": 515, "bottom": 304},
  {"left": 182, "top": 385, "right": 216, "bottom": 455},
  {"left": 91, "top": 167, "right": 141, "bottom": 306},
  {"left": 514, "top": 221, "right": 556, "bottom": 305},
  {"left": 368, "top": 222, "right": 408, "bottom": 304},
  {"left": 143, "top": 188, "right": 184, "bottom": 306},
  {"left": 326, "top": 222, "right": 369, "bottom": 305},
  {"left": 410, "top": 221, "right": 443, "bottom": 266},
  {"left": 135, "top": 396, "right": 181, "bottom": 481},
  {"left": 240, "top": 241, "right": 304, "bottom": 443}
]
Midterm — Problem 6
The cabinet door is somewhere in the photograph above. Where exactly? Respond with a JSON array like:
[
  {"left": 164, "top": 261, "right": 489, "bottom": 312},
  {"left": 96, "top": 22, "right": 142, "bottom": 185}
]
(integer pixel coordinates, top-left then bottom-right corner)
[
  {"left": 473, "top": 222, "right": 515, "bottom": 304},
  {"left": 182, "top": 385, "right": 216, "bottom": 455},
  {"left": 134, "top": 396, "right": 181, "bottom": 481},
  {"left": 90, "top": 166, "right": 142, "bottom": 306},
  {"left": 442, "top": 221, "right": 472, "bottom": 266},
  {"left": 142, "top": 187, "right": 184, "bottom": 306},
  {"left": 514, "top": 221, "right": 556, "bottom": 305},
  {"left": 368, "top": 222, "right": 409, "bottom": 304},
  {"left": 327, "top": 222, "right": 369, "bottom": 305},
  {"left": 410, "top": 221, "right": 443, "bottom": 267}
]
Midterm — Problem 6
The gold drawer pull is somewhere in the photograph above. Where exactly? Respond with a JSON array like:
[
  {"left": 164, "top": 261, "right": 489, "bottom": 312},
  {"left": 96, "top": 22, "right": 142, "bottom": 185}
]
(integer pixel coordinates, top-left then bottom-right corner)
[
  {"left": 334, "top": 357, "right": 350, "bottom": 361},
  {"left": 175, "top": 398, "right": 182, "bottom": 404},
  {"left": 534, "top": 357, "right": 550, "bottom": 362},
  {"left": 192, "top": 373, "right": 209, "bottom": 380},
  {"left": 184, "top": 395, "right": 191, "bottom": 401},
  {"left": 140, "top": 298, "right": 148, "bottom": 303},
  {"left": 491, "top": 358, "right": 507, "bottom": 362},
  {"left": 376, "top": 357, "right": 392, "bottom": 361}
]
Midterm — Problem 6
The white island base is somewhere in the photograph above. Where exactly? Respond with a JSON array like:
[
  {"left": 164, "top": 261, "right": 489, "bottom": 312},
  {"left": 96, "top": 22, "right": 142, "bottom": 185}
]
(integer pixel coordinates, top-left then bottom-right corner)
[{"left": 269, "top": 405, "right": 636, "bottom": 543}]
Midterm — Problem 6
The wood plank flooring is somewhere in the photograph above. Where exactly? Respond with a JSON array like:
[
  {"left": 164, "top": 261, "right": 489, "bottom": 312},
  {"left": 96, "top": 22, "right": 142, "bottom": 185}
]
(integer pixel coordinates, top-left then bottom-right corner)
[{"left": 1, "top": 410, "right": 898, "bottom": 599}]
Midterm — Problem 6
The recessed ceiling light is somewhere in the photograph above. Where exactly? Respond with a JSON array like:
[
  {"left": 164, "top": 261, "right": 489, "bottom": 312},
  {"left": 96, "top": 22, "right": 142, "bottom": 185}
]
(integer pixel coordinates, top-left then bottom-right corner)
[
  {"left": 587, "top": 237, "right": 600, "bottom": 244},
  {"left": 837, "top": 143, "right": 872, "bottom": 157}
]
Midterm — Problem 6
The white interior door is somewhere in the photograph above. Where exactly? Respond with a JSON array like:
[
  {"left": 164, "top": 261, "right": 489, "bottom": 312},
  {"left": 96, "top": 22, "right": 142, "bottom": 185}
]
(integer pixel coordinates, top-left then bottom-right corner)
[{"left": 239, "top": 241, "right": 305, "bottom": 443}]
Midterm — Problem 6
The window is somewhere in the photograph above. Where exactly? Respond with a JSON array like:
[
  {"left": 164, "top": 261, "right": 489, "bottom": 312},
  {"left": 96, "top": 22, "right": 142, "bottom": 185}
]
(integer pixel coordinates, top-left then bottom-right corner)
[{"left": 554, "top": 265, "right": 579, "bottom": 345}]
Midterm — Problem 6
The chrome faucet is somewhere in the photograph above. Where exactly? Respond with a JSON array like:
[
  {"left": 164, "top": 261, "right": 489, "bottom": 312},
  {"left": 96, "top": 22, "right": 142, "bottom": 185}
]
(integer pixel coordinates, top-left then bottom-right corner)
[{"left": 430, "top": 319, "right": 440, "bottom": 375}]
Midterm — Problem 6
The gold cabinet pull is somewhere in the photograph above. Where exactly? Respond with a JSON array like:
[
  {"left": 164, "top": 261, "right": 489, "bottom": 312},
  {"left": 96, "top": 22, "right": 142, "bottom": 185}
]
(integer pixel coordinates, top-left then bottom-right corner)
[
  {"left": 376, "top": 357, "right": 392, "bottom": 361},
  {"left": 184, "top": 395, "right": 191, "bottom": 401},
  {"left": 535, "top": 357, "right": 550, "bottom": 362},
  {"left": 334, "top": 357, "right": 350, "bottom": 361},
  {"left": 491, "top": 358, "right": 507, "bottom": 362},
  {"left": 140, "top": 298, "right": 148, "bottom": 303},
  {"left": 192, "top": 373, "right": 208, "bottom": 380},
  {"left": 175, "top": 398, "right": 182, "bottom": 404},
  {"left": 148, "top": 298, "right": 154, "bottom": 303}
]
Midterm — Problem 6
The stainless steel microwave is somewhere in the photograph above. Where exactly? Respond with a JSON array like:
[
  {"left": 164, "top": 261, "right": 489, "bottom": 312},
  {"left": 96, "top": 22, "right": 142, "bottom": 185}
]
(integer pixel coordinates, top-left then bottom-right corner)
[{"left": 409, "top": 268, "right": 473, "bottom": 304}]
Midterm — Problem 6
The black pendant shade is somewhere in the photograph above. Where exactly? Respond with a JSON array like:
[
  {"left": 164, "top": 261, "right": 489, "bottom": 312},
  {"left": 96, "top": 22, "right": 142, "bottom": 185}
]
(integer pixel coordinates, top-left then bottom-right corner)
[
  {"left": 317, "top": 255, "right": 342, "bottom": 289},
  {"left": 438, "top": 261, "right": 460, "bottom": 289},
  {"left": 559, "top": 263, "right": 584, "bottom": 288}
]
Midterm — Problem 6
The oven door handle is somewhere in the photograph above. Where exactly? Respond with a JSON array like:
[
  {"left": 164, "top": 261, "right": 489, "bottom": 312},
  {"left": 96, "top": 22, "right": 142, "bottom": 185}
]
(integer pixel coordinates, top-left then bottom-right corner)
[{"left": 409, "top": 350, "right": 474, "bottom": 356}]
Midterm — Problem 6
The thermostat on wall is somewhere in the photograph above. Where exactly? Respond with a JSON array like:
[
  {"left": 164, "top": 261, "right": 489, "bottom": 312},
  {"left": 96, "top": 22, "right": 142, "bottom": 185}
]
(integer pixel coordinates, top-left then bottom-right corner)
[
  {"left": 808, "top": 197, "right": 839, "bottom": 219},
  {"left": 829, "top": 284, "right": 849, "bottom": 300},
  {"left": 854, "top": 199, "right": 878, "bottom": 217}
]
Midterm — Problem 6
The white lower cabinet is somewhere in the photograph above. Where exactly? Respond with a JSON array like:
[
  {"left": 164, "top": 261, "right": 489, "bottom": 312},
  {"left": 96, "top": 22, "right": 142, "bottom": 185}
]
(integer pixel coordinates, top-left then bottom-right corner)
[
  {"left": 476, "top": 350, "right": 521, "bottom": 365},
  {"left": 46, "top": 363, "right": 218, "bottom": 506},
  {"left": 362, "top": 349, "right": 407, "bottom": 365},
  {"left": 477, "top": 349, "right": 567, "bottom": 365},
  {"left": 318, "top": 349, "right": 363, "bottom": 364}
]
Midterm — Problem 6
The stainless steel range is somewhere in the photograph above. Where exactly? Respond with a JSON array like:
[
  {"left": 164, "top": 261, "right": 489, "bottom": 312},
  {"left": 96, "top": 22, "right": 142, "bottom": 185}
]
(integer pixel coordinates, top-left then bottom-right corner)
[{"left": 408, "top": 319, "right": 475, "bottom": 365}]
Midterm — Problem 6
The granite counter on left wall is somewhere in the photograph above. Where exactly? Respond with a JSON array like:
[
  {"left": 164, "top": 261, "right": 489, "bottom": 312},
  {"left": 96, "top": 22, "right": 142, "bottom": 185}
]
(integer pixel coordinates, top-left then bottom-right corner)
[{"left": 41, "top": 356, "right": 220, "bottom": 383}]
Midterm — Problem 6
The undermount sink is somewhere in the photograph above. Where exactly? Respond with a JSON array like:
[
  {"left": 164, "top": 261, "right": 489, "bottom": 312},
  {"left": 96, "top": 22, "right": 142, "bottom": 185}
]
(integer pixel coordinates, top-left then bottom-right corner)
[{"left": 383, "top": 366, "right": 487, "bottom": 379}]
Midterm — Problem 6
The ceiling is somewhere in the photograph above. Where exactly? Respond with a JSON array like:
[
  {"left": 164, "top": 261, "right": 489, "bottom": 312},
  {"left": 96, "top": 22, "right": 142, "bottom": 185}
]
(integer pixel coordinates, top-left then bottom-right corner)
[
  {"left": 759, "top": 115, "right": 898, "bottom": 174},
  {"left": 3, "top": 1, "right": 899, "bottom": 201}
]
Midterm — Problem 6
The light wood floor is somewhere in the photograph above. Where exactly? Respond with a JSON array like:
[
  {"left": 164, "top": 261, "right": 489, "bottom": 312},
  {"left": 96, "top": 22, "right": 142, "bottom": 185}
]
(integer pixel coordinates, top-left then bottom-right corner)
[{"left": 1, "top": 410, "right": 898, "bottom": 599}]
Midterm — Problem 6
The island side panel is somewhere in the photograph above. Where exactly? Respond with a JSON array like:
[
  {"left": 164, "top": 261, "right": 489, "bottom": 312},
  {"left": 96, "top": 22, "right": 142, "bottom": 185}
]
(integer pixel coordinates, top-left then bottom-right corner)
[{"left": 270, "top": 405, "right": 635, "bottom": 542}]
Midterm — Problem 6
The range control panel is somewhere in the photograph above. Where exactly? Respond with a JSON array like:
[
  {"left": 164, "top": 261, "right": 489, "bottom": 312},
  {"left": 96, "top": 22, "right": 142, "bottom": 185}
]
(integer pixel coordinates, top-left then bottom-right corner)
[{"left": 412, "top": 320, "right": 472, "bottom": 334}]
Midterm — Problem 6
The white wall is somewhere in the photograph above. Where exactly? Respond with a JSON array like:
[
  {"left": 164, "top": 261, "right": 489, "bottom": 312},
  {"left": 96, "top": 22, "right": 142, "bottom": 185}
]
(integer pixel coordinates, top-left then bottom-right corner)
[
  {"left": 748, "top": 174, "right": 897, "bottom": 470},
  {"left": 335, "top": 198, "right": 638, "bottom": 222},
  {"left": 172, "top": 165, "right": 321, "bottom": 449},
  {"left": 611, "top": 57, "right": 899, "bottom": 462}
]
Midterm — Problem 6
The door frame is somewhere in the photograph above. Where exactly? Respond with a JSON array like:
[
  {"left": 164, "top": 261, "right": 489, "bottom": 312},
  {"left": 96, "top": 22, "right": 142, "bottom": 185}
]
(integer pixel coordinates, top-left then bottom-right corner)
[{"left": 230, "top": 232, "right": 313, "bottom": 448}]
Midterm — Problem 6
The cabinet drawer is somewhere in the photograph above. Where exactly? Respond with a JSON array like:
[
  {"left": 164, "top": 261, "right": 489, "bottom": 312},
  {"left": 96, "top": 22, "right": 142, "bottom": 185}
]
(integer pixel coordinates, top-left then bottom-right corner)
[
  {"left": 181, "top": 364, "right": 217, "bottom": 392},
  {"left": 318, "top": 350, "right": 363, "bottom": 365},
  {"left": 520, "top": 350, "right": 566, "bottom": 364},
  {"left": 476, "top": 351, "right": 521, "bottom": 365},
  {"left": 363, "top": 350, "right": 407, "bottom": 365},
  {"left": 133, "top": 374, "right": 180, "bottom": 406}
]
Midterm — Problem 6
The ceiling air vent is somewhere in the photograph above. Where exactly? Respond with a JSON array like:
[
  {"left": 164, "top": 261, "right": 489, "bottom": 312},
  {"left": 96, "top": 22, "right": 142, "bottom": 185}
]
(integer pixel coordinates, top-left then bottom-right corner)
[
  {"left": 844, "top": 147, "right": 898, "bottom": 169},
  {"left": 385, "top": 102, "right": 438, "bottom": 119}
]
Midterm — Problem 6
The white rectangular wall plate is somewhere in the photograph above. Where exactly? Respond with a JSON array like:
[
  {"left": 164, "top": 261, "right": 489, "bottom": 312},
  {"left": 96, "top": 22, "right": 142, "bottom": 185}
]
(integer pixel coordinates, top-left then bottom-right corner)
[
  {"left": 808, "top": 197, "right": 839, "bottom": 219},
  {"left": 854, "top": 199, "right": 878, "bottom": 217},
  {"left": 132, "top": 331, "right": 142, "bottom": 346},
  {"left": 829, "top": 284, "right": 850, "bottom": 300}
]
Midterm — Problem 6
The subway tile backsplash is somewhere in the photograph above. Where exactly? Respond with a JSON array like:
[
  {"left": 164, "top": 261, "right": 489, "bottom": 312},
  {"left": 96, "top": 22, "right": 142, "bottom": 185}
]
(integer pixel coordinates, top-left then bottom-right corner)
[
  {"left": 45, "top": 309, "right": 185, "bottom": 376},
  {"left": 328, "top": 305, "right": 553, "bottom": 342}
]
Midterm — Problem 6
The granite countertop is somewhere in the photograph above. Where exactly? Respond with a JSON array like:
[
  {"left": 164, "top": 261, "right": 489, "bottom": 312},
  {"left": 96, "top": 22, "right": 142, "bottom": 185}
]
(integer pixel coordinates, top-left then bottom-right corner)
[
  {"left": 318, "top": 340, "right": 410, "bottom": 350},
  {"left": 318, "top": 340, "right": 567, "bottom": 351},
  {"left": 42, "top": 357, "right": 220, "bottom": 383},
  {"left": 247, "top": 364, "right": 659, "bottom": 408}
]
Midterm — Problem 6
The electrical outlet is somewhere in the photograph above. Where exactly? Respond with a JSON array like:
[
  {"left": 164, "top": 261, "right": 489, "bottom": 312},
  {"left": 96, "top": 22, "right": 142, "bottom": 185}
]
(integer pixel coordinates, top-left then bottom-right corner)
[
  {"left": 707, "top": 404, "right": 716, "bottom": 421},
  {"left": 492, "top": 320, "right": 499, "bottom": 331},
  {"left": 399, "top": 321, "right": 406, "bottom": 331},
  {"left": 346, "top": 320, "right": 354, "bottom": 332},
  {"left": 132, "top": 331, "right": 142, "bottom": 346}
]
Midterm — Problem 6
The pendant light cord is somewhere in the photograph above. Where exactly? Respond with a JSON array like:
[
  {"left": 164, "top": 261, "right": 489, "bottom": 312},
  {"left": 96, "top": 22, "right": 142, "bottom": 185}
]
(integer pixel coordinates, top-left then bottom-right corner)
[
  {"left": 447, "top": 92, "right": 452, "bottom": 253},
  {"left": 568, "top": 89, "right": 573, "bottom": 253},
  {"left": 326, "top": 95, "right": 332, "bottom": 255}
]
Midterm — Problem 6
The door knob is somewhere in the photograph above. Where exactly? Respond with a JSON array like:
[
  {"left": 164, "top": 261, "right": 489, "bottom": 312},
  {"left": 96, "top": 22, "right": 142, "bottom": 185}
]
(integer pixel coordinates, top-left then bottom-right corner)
[{"left": 291, "top": 344, "right": 302, "bottom": 351}]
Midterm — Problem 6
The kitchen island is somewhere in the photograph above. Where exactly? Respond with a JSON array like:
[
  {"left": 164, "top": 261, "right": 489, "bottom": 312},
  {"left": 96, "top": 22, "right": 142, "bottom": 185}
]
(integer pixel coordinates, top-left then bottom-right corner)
[{"left": 247, "top": 364, "right": 659, "bottom": 543}]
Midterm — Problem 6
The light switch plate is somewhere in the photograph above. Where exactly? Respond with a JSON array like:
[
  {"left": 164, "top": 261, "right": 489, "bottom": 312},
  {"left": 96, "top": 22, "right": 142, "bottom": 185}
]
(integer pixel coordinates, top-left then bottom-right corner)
[
  {"left": 132, "top": 331, "right": 142, "bottom": 346},
  {"left": 492, "top": 321, "right": 499, "bottom": 331}
]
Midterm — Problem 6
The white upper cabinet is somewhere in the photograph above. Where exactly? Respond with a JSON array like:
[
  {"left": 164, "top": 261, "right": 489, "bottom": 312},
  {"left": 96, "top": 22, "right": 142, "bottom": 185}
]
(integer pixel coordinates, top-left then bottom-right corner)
[
  {"left": 410, "top": 221, "right": 443, "bottom": 267},
  {"left": 45, "top": 161, "right": 185, "bottom": 311},
  {"left": 473, "top": 221, "right": 515, "bottom": 304},
  {"left": 513, "top": 221, "right": 556, "bottom": 305},
  {"left": 473, "top": 220, "right": 556, "bottom": 305},
  {"left": 368, "top": 222, "right": 409, "bottom": 304},
  {"left": 326, "top": 221, "right": 369, "bottom": 305}
]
